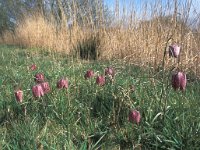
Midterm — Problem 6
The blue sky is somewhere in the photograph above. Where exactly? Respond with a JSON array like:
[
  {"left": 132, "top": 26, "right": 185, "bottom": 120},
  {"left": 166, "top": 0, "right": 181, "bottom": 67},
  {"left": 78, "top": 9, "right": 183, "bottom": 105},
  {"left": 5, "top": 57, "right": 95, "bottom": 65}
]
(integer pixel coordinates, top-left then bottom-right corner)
[{"left": 104, "top": 0, "right": 200, "bottom": 19}]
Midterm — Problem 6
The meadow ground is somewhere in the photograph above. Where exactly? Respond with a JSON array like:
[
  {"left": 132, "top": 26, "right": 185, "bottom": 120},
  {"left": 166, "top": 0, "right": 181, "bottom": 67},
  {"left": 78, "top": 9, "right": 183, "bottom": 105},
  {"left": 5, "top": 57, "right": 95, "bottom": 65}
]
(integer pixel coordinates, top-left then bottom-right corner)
[{"left": 0, "top": 45, "right": 200, "bottom": 149}]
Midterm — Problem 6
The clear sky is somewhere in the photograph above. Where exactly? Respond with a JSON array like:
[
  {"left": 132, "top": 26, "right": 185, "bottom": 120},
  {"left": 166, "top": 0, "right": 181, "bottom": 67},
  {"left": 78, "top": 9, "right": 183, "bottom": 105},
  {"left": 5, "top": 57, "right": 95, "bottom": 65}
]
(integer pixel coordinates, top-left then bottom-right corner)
[{"left": 104, "top": 0, "right": 200, "bottom": 19}]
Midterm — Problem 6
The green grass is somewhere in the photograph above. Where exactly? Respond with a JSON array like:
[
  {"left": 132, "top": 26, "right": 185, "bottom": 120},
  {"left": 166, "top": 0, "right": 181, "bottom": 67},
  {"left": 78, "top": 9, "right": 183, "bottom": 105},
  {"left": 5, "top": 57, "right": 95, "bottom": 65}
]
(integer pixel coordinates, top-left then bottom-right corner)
[{"left": 0, "top": 45, "right": 200, "bottom": 150}]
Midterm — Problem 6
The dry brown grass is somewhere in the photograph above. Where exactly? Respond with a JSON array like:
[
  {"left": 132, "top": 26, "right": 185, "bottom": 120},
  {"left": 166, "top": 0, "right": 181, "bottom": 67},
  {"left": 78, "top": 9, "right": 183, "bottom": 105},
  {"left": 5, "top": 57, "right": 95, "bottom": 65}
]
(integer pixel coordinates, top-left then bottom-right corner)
[
  {"left": 0, "top": 0, "right": 200, "bottom": 75},
  {"left": 99, "top": 19, "right": 199, "bottom": 74},
  {"left": 7, "top": 14, "right": 85, "bottom": 54}
]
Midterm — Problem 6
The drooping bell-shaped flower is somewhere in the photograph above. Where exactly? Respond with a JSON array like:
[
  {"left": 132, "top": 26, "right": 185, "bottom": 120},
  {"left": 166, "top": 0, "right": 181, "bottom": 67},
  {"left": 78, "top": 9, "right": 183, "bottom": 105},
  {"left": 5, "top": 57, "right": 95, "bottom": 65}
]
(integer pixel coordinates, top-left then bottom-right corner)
[
  {"left": 84, "top": 69, "right": 94, "bottom": 79},
  {"left": 96, "top": 75, "right": 105, "bottom": 86},
  {"left": 129, "top": 110, "right": 141, "bottom": 124},
  {"left": 30, "top": 64, "right": 37, "bottom": 71},
  {"left": 32, "top": 84, "right": 44, "bottom": 98},
  {"left": 169, "top": 44, "right": 180, "bottom": 58},
  {"left": 14, "top": 89, "right": 23, "bottom": 103},
  {"left": 41, "top": 82, "right": 51, "bottom": 94},
  {"left": 105, "top": 67, "right": 115, "bottom": 78},
  {"left": 34, "top": 73, "right": 45, "bottom": 83},
  {"left": 57, "top": 78, "right": 68, "bottom": 89},
  {"left": 172, "top": 72, "right": 187, "bottom": 91}
]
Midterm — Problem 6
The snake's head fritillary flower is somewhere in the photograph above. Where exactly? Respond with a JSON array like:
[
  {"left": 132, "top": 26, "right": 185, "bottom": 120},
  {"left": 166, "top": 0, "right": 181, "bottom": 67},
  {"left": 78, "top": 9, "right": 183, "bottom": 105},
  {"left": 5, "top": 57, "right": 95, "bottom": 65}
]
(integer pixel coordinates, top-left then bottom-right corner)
[
  {"left": 96, "top": 75, "right": 106, "bottom": 86},
  {"left": 172, "top": 72, "right": 187, "bottom": 91},
  {"left": 41, "top": 82, "right": 51, "bottom": 94},
  {"left": 129, "top": 110, "right": 141, "bottom": 124},
  {"left": 105, "top": 67, "right": 115, "bottom": 78},
  {"left": 15, "top": 89, "right": 23, "bottom": 103},
  {"left": 34, "top": 73, "right": 45, "bottom": 83},
  {"left": 30, "top": 64, "right": 37, "bottom": 71},
  {"left": 84, "top": 70, "right": 94, "bottom": 79},
  {"left": 57, "top": 78, "right": 69, "bottom": 89},
  {"left": 169, "top": 44, "right": 180, "bottom": 58},
  {"left": 32, "top": 84, "right": 44, "bottom": 98}
]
